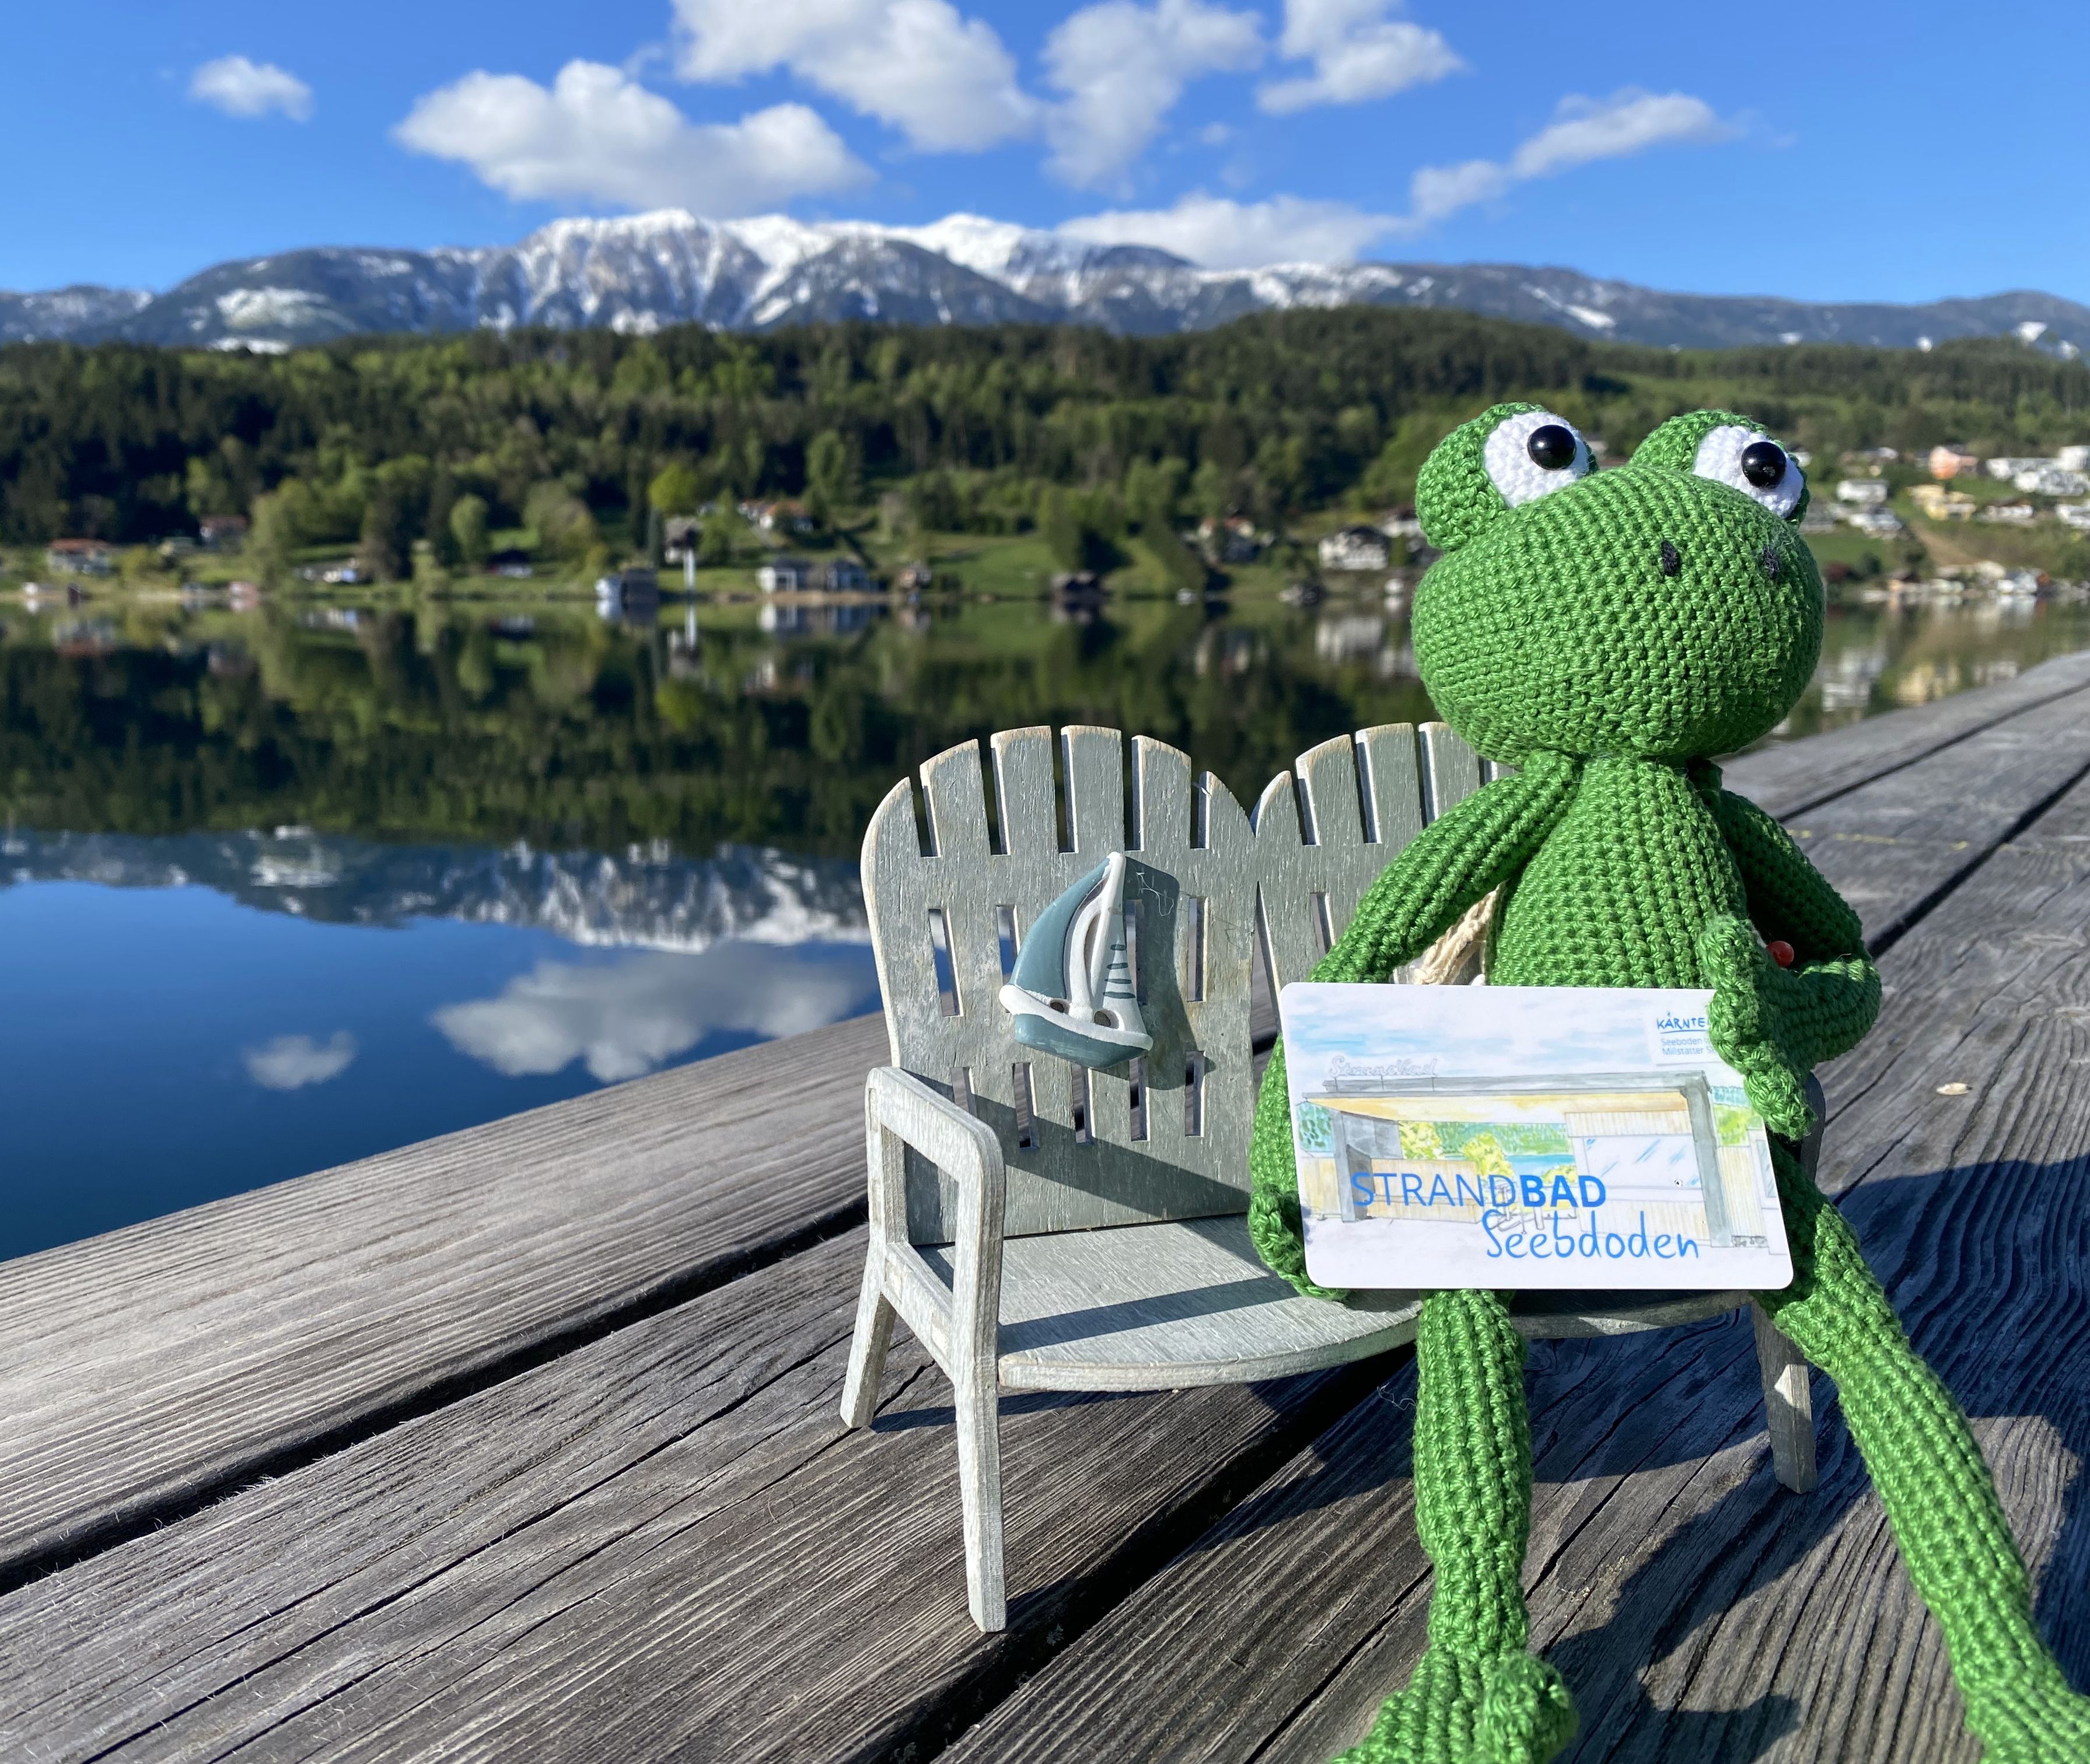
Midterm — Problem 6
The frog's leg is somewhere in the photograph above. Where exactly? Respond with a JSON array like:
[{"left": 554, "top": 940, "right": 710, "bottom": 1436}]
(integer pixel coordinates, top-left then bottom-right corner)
[
  {"left": 1337, "top": 1289, "right": 1577, "bottom": 1764},
  {"left": 1250, "top": 752, "right": 1582, "bottom": 1298},
  {"left": 1760, "top": 1142, "right": 2090, "bottom": 1762},
  {"left": 1241, "top": 754, "right": 1583, "bottom": 1763}
]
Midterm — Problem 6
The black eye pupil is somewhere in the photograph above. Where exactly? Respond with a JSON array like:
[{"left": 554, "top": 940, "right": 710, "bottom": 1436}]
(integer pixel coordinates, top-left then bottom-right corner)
[
  {"left": 1741, "top": 439, "right": 1787, "bottom": 488},
  {"left": 1527, "top": 423, "right": 1578, "bottom": 471}
]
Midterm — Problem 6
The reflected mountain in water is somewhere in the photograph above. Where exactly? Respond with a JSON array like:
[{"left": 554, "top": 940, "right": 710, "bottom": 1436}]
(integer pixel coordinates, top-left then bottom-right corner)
[{"left": 0, "top": 828, "right": 866, "bottom": 953}]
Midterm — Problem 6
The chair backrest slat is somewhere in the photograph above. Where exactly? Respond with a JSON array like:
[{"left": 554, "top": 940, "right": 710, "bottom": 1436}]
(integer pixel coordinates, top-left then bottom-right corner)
[
  {"left": 865, "top": 726, "right": 1259, "bottom": 1243},
  {"left": 1253, "top": 722, "right": 1487, "bottom": 993},
  {"left": 862, "top": 720, "right": 1493, "bottom": 1244}
]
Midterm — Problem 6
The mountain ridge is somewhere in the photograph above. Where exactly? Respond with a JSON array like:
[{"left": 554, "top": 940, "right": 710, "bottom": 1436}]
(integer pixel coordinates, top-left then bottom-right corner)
[{"left": 4, "top": 209, "right": 2086, "bottom": 356}]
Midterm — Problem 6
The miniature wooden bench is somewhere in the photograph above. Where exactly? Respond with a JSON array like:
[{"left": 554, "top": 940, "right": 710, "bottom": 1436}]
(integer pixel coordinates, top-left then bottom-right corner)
[{"left": 841, "top": 723, "right": 1819, "bottom": 1629}]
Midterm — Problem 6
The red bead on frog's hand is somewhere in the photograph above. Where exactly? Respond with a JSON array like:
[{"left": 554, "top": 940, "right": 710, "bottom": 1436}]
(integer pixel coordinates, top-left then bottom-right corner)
[{"left": 1767, "top": 940, "right": 1795, "bottom": 968}]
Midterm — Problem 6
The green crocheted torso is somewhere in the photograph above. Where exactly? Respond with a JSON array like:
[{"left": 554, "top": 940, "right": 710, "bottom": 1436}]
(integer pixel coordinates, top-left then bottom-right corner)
[{"left": 1490, "top": 757, "right": 1748, "bottom": 989}]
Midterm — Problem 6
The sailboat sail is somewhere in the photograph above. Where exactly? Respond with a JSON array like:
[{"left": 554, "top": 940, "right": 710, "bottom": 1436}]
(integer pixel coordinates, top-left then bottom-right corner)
[{"left": 999, "top": 851, "right": 1154, "bottom": 1069}]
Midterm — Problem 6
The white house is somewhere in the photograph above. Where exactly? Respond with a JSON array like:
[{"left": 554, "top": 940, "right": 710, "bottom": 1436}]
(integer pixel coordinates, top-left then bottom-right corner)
[
  {"left": 1977, "top": 501, "right": 2039, "bottom": 525},
  {"left": 1848, "top": 507, "right": 1906, "bottom": 537},
  {"left": 2058, "top": 444, "right": 2090, "bottom": 471},
  {"left": 2016, "top": 466, "right": 2090, "bottom": 498},
  {"left": 757, "top": 556, "right": 813, "bottom": 592},
  {"left": 1985, "top": 456, "right": 2053, "bottom": 481},
  {"left": 1835, "top": 479, "right": 1890, "bottom": 506},
  {"left": 2056, "top": 502, "right": 2090, "bottom": 530},
  {"left": 1318, "top": 525, "right": 1393, "bottom": 571}
]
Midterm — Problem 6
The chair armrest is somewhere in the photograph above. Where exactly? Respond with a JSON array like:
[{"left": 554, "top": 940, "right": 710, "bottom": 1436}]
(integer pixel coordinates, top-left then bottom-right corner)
[
  {"left": 865, "top": 1067, "right": 1006, "bottom": 1214},
  {"left": 865, "top": 1067, "right": 1006, "bottom": 1373}
]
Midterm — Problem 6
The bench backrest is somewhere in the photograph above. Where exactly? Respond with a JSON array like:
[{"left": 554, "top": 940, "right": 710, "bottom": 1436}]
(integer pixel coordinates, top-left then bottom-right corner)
[{"left": 862, "top": 721, "right": 1487, "bottom": 1244}]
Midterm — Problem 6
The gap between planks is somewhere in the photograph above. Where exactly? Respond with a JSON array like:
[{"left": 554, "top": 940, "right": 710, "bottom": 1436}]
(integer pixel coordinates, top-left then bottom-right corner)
[{"left": 5, "top": 671, "right": 2088, "bottom": 1632}]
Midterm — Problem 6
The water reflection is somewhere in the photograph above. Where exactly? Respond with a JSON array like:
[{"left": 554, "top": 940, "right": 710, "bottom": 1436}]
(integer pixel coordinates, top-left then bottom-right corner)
[
  {"left": 2, "top": 582, "right": 2086, "bottom": 1260},
  {"left": 434, "top": 942, "right": 876, "bottom": 1084}
]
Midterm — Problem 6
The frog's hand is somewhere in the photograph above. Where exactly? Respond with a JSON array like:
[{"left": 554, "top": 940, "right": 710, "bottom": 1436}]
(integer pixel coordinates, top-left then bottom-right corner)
[
  {"left": 1701, "top": 773, "right": 1883, "bottom": 1065},
  {"left": 1250, "top": 754, "right": 1583, "bottom": 1298},
  {"left": 1698, "top": 915, "right": 1880, "bottom": 1142}
]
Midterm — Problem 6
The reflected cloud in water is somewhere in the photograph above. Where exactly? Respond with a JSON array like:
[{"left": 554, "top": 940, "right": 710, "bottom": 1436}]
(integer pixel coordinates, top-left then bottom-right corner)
[
  {"left": 434, "top": 942, "right": 874, "bottom": 1084},
  {"left": 243, "top": 1030, "right": 359, "bottom": 1090}
]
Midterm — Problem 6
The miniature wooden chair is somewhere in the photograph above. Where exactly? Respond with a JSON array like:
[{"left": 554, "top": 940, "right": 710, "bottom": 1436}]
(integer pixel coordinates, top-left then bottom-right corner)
[{"left": 841, "top": 723, "right": 1819, "bottom": 1631}]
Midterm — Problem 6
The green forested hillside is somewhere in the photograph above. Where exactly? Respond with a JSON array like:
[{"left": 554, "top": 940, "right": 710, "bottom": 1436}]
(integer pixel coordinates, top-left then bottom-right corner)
[{"left": 4, "top": 309, "right": 2088, "bottom": 569}]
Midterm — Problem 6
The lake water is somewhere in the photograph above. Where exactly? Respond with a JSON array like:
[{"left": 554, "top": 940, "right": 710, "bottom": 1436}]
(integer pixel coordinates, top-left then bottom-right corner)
[{"left": 6, "top": 584, "right": 2087, "bottom": 1262}]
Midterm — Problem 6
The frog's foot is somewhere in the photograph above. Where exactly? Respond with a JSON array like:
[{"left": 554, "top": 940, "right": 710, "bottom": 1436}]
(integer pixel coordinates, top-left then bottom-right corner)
[
  {"left": 1337, "top": 1648, "right": 1576, "bottom": 1764},
  {"left": 1964, "top": 1662, "right": 2090, "bottom": 1764}
]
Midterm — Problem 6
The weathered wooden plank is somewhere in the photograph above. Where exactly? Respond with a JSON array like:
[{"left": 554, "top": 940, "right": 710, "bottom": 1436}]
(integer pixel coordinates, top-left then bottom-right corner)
[
  {"left": 1780, "top": 682, "right": 2090, "bottom": 950},
  {"left": 1722, "top": 649, "right": 2090, "bottom": 819},
  {"left": 0, "top": 1230, "right": 1383, "bottom": 1764},
  {"left": 938, "top": 767, "right": 2090, "bottom": 1764},
  {"left": 0, "top": 1010, "right": 892, "bottom": 1584}
]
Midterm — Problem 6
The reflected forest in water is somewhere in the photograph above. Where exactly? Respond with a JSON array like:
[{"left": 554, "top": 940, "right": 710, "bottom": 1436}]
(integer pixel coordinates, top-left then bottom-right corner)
[{"left": 13, "top": 587, "right": 2090, "bottom": 863}]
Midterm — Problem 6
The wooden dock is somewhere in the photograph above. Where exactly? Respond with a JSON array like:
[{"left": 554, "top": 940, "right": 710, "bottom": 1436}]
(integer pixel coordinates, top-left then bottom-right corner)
[{"left": 5, "top": 652, "right": 2089, "bottom": 1763}]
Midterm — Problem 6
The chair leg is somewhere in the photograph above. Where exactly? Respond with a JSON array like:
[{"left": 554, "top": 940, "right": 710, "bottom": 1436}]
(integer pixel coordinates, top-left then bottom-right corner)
[
  {"left": 839, "top": 1248, "right": 895, "bottom": 1429},
  {"left": 953, "top": 1367, "right": 1006, "bottom": 1631},
  {"left": 1752, "top": 1301, "right": 1818, "bottom": 1493}
]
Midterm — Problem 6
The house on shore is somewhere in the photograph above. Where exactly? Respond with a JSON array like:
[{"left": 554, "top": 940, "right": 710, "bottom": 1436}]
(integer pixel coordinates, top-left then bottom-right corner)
[
  {"left": 1318, "top": 526, "right": 1394, "bottom": 571},
  {"left": 46, "top": 539, "right": 114, "bottom": 575},
  {"left": 757, "top": 556, "right": 813, "bottom": 592},
  {"left": 198, "top": 514, "right": 250, "bottom": 551}
]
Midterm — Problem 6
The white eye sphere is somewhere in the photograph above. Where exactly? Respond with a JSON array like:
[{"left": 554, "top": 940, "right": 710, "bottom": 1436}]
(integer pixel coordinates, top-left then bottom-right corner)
[
  {"left": 1694, "top": 423, "right": 1805, "bottom": 518},
  {"left": 1483, "top": 410, "right": 1593, "bottom": 507}
]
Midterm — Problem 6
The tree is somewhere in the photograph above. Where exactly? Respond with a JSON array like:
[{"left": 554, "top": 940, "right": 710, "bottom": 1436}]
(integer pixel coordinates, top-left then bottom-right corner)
[
  {"left": 357, "top": 483, "right": 411, "bottom": 581},
  {"left": 247, "top": 490, "right": 298, "bottom": 583},
  {"left": 524, "top": 481, "right": 599, "bottom": 565},
  {"left": 1041, "top": 488, "right": 1085, "bottom": 573},
  {"left": 805, "top": 430, "right": 852, "bottom": 528},
  {"left": 448, "top": 494, "right": 491, "bottom": 567},
  {"left": 697, "top": 517, "right": 733, "bottom": 566},
  {"left": 648, "top": 459, "right": 703, "bottom": 517}
]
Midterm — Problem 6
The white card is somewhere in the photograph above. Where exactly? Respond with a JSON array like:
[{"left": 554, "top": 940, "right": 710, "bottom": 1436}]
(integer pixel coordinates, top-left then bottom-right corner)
[{"left": 1278, "top": 984, "right": 1793, "bottom": 1293}]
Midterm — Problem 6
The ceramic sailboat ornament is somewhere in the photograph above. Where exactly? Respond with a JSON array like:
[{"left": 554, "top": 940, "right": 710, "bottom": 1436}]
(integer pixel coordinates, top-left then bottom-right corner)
[{"left": 999, "top": 851, "right": 1153, "bottom": 1069}]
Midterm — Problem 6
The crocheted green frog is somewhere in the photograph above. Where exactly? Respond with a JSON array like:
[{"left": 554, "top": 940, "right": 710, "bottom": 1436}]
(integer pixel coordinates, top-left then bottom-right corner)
[{"left": 1249, "top": 405, "right": 2089, "bottom": 1764}]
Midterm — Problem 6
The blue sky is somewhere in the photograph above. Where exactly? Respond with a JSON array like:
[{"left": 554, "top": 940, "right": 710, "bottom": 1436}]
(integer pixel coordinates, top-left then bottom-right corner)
[{"left": 11, "top": 2, "right": 2086, "bottom": 303}]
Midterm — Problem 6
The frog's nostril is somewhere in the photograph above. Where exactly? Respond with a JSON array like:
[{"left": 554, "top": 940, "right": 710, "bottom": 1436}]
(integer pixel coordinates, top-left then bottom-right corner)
[
  {"left": 1659, "top": 540, "right": 1682, "bottom": 578},
  {"left": 1759, "top": 542, "right": 1781, "bottom": 579}
]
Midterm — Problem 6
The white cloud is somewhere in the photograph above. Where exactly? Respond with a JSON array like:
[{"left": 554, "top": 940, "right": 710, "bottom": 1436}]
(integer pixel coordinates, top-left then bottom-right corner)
[
  {"left": 394, "top": 61, "right": 868, "bottom": 212},
  {"left": 432, "top": 944, "right": 870, "bottom": 1085},
  {"left": 1409, "top": 89, "right": 1734, "bottom": 223},
  {"left": 244, "top": 1031, "right": 357, "bottom": 1091},
  {"left": 1258, "top": 1, "right": 1460, "bottom": 115},
  {"left": 1061, "top": 192, "right": 1397, "bottom": 267},
  {"left": 189, "top": 55, "right": 314, "bottom": 123},
  {"left": 1044, "top": 0, "right": 1264, "bottom": 189},
  {"left": 672, "top": 0, "right": 1035, "bottom": 152}
]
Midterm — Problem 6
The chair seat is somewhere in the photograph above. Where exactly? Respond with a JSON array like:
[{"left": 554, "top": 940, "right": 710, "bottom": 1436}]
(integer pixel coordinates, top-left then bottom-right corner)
[{"left": 918, "top": 1216, "right": 1752, "bottom": 1394}]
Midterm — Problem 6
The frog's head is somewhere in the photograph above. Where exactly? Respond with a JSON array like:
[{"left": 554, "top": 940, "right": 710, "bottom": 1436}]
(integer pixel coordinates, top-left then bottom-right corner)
[{"left": 1411, "top": 405, "right": 1822, "bottom": 763}]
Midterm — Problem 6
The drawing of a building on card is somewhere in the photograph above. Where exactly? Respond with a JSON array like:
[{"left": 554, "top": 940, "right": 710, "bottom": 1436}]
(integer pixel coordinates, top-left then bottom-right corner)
[
  {"left": 1297, "top": 1072, "right": 1766, "bottom": 1240},
  {"left": 1276, "top": 984, "right": 1794, "bottom": 1293}
]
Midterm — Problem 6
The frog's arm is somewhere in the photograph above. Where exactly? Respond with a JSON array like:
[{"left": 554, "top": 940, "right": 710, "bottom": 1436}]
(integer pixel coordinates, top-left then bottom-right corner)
[
  {"left": 1249, "top": 750, "right": 1583, "bottom": 1298},
  {"left": 1694, "top": 766, "right": 1882, "bottom": 1138}
]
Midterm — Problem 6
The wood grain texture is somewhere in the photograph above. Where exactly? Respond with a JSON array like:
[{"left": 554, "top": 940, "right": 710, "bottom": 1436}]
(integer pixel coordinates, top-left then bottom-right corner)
[
  {"left": 1722, "top": 650, "right": 2090, "bottom": 820},
  {"left": 938, "top": 768, "right": 2090, "bottom": 1764},
  {"left": 0, "top": 1231, "right": 1380, "bottom": 1764},
  {"left": 1781, "top": 682, "right": 2090, "bottom": 950},
  {"left": 0, "top": 1010, "right": 890, "bottom": 1583}
]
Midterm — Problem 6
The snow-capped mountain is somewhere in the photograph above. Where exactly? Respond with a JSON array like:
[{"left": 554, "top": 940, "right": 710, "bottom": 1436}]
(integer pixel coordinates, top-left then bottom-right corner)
[
  {"left": 0, "top": 284, "right": 153, "bottom": 344},
  {"left": 5, "top": 209, "right": 2088, "bottom": 356},
  {"left": 0, "top": 827, "right": 867, "bottom": 953}
]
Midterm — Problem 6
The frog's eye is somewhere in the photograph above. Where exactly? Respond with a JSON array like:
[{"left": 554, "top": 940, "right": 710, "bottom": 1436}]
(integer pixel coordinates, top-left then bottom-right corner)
[
  {"left": 1694, "top": 424, "right": 1805, "bottom": 518},
  {"left": 1482, "top": 410, "right": 1593, "bottom": 508}
]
